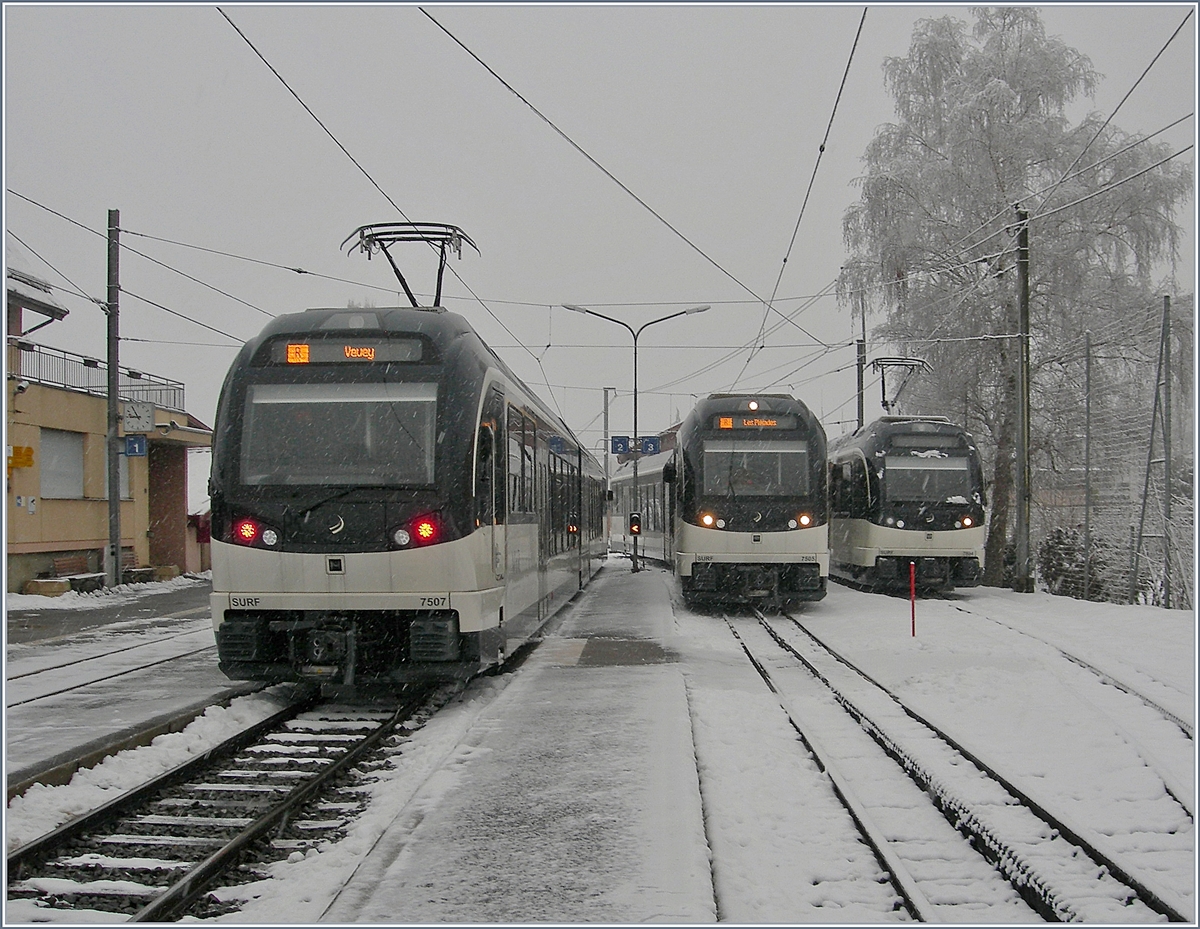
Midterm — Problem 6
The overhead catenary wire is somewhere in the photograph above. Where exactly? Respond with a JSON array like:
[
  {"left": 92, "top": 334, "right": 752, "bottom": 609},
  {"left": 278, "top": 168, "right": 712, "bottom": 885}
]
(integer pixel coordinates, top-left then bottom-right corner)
[
  {"left": 1026, "top": 145, "right": 1194, "bottom": 226},
  {"left": 121, "top": 337, "right": 241, "bottom": 348},
  {"left": 216, "top": 7, "right": 561, "bottom": 417},
  {"left": 1037, "top": 7, "right": 1194, "bottom": 214},
  {"left": 112, "top": 226, "right": 894, "bottom": 308},
  {"left": 909, "top": 112, "right": 1194, "bottom": 280},
  {"left": 417, "top": 7, "right": 826, "bottom": 347},
  {"left": 217, "top": 7, "right": 411, "bottom": 225},
  {"left": 16, "top": 193, "right": 905, "bottom": 313},
  {"left": 871, "top": 7, "right": 1195, "bottom": 282},
  {"left": 8, "top": 190, "right": 275, "bottom": 320},
  {"left": 12, "top": 190, "right": 864, "bottom": 400},
  {"left": 6, "top": 228, "right": 105, "bottom": 307},
  {"left": 121, "top": 290, "right": 244, "bottom": 343},
  {"left": 752, "top": 7, "right": 867, "bottom": 363},
  {"left": 902, "top": 111, "right": 1190, "bottom": 283},
  {"left": 666, "top": 277, "right": 842, "bottom": 396}
]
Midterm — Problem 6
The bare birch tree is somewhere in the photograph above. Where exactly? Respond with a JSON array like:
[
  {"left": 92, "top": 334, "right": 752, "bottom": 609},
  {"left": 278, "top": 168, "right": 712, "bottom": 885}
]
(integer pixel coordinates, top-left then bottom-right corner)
[{"left": 839, "top": 7, "right": 1192, "bottom": 586}]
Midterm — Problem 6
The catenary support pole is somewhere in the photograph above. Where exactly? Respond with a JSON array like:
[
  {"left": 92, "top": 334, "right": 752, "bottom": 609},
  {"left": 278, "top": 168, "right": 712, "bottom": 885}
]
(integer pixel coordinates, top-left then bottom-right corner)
[
  {"left": 561, "top": 304, "right": 707, "bottom": 573},
  {"left": 856, "top": 290, "right": 867, "bottom": 430},
  {"left": 105, "top": 209, "right": 122, "bottom": 588},
  {"left": 857, "top": 339, "right": 866, "bottom": 430},
  {"left": 1013, "top": 208, "right": 1033, "bottom": 592},
  {"left": 1084, "top": 330, "right": 1092, "bottom": 601},
  {"left": 1129, "top": 296, "right": 1171, "bottom": 605},
  {"left": 1162, "top": 295, "right": 1171, "bottom": 608},
  {"left": 603, "top": 386, "right": 614, "bottom": 551}
]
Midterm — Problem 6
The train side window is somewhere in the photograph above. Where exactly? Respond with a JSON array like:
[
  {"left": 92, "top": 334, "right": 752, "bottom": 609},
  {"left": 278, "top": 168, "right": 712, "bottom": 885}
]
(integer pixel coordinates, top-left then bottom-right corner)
[
  {"left": 849, "top": 457, "right": 870, "bottom": 514},
  {"left": 506, "top": 406, "right": 538, "bottom": 515},
  {"left": 507, "top": 406, "right": 523, "bottom": 512},
  {"left": 829, "top": 460, "right": 847, "bottom": 517},
  {"left": 481, "top": 389, "right": 505, "bottom": 525},
  {"left": 477, "top": 425, "right": 495, "bottom": 525}
]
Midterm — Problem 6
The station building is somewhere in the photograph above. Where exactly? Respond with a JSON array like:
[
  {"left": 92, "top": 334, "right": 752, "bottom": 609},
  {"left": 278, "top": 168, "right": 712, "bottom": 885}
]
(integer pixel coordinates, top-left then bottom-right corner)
[{"left": 6, "top": 262, "right": 212, "bottom": 594}]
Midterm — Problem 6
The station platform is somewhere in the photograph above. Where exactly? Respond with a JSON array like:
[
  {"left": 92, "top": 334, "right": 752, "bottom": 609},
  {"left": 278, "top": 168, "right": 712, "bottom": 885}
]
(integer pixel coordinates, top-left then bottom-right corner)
[{"left": 323, "top": 560, "right": 717, "bottom": 923}]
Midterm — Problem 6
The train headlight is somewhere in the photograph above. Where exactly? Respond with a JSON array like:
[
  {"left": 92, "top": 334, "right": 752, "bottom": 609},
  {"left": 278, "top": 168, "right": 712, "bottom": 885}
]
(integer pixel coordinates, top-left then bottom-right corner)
[
  {"left": 392, "top": 528, "right": 411, "bottom": 547},
  {"left": 716, "top": 518, "right": 726, "bottom": 529},
  {"left": 232, "top": 517, "right": 280, "bottom": 548},
  {"left": 701, "top": 513, "right": 715, "bottom": 527},
  {"left": 896, "top": 519, "right": 906, "bottom": 529},
  {"left": 798, "top": 513, "right": 812, "bottom": 527},
  {"left": 885, "top": 516, "right": 895, "bottom": 526},
  {"left": 788, "top": 518, "right": 798, "bottom": 529},
  {"left": 962, "top": 516, "right": 974, "bottom": 528}
]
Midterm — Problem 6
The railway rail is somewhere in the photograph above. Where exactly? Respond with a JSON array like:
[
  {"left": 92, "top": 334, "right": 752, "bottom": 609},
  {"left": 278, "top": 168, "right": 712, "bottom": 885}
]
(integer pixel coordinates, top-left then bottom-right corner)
[
  {"left": 6, "top": 687, "right": 441, "bottom": 921},
  {"left": 947, "top": 601, "right": 1195, "bottom": 740},
  {"left": 7, "top": 628, "right": 210, "bottom": 684},
  {"left": 6, "top": 630, "right": 218, "bottom": 709},
  {"left": 725, "top": 609, "right": 1191, "bottom": 923}
]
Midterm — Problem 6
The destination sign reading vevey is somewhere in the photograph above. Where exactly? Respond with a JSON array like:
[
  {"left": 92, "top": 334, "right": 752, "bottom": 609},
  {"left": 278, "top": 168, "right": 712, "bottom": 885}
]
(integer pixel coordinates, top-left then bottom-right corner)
[{"left": 272, "top": 339, "right": 423, "bottom": 364}]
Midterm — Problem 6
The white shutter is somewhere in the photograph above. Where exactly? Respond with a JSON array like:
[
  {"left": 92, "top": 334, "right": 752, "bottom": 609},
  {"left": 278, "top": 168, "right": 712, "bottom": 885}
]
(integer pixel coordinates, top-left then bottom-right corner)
[{"left": 40, "top": 429, "right": 84, "bottom": 499}]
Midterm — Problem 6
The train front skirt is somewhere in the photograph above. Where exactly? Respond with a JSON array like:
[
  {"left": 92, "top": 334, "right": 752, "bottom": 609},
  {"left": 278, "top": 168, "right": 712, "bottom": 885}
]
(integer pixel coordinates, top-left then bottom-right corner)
[{"left": 675, "top": 523, "right": 829, "bottom": 604}]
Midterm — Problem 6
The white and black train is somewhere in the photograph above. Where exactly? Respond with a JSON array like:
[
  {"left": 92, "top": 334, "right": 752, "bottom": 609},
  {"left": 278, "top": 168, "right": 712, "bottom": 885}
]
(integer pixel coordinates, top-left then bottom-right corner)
[
  {"left": 608, "top": 447, "right": 675, "bottom": 566},
  {"left": 209, "top": 306, "right": 606, "bottom": 688},
  {"left": 612, "top": 393, "right": 828, "bottom": 608},
  {"left": 828, "top": 416, "right": 986, "bottom": 593}
]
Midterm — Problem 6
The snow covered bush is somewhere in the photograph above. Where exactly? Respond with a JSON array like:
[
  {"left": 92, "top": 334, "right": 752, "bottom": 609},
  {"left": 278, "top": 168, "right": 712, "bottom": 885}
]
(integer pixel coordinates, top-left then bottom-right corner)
[{"left": 1037, "top": 527, "right": 1109, "bottom": 601}]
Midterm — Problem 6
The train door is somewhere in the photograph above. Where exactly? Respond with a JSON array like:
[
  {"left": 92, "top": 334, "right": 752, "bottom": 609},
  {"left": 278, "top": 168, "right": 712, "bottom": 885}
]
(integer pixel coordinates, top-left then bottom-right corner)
[
  {"left": 480, "top": 386, "right": 506, "bottom": 581},
  {"left": 575, "top": 447, "right": 584, "bottom": 587},
  {"left": 664, "top": 452, "right": 680, "bottom": 570}
]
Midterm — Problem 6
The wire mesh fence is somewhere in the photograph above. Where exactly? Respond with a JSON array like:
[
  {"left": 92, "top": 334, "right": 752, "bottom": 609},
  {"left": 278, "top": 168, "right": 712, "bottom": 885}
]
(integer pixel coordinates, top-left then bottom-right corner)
[{"left": 894, "top": 294, "right": 1193, "bottom": 609}]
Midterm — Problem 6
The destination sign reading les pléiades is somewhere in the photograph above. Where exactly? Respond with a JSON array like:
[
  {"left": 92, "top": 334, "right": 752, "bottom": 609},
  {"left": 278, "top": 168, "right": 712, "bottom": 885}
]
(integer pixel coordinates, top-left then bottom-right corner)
[{"left": 714, "top": 414, "right": 798, "bottom": 429}]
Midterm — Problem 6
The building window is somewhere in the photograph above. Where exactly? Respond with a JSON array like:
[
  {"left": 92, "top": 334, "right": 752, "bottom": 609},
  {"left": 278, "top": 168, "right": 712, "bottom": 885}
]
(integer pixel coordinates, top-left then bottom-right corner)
[{"left": 40, "top": 428, "right": 84, "bottom": 499}]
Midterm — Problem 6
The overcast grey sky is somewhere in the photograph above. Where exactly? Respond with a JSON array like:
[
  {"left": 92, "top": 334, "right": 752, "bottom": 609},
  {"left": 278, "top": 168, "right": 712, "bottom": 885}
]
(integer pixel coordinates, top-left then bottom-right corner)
[{"left": 5, "top": 2, "right": 1195, "bottom": 506}]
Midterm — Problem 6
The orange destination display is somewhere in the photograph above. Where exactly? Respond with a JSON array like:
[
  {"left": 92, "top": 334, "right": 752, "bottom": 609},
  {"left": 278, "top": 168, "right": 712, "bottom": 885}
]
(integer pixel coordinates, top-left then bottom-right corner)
[
  {"left": 270, "top": 338, "right": 423, "bottom": 364},
  {"left": 714, "top": 414, "right": 797, "bottom": 429}
]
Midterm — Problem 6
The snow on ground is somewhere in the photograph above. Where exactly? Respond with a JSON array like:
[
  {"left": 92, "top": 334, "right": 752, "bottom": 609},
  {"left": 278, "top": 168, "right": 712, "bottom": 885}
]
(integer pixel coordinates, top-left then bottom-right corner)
[
  {"left": 5, "top": 573, "right": 211, "bottom": 613},
  {"left": 4, "top": 570, "right": 1196, "bottom": 924},
  {"left": 5, "top": 688, "right": 297, "bottom": 852},
  {"left": 800, "top": 586, "right": 1196, "bottom": 916},
  {"left": 671, "top": 602, "right": 909, "bottom": 921}
]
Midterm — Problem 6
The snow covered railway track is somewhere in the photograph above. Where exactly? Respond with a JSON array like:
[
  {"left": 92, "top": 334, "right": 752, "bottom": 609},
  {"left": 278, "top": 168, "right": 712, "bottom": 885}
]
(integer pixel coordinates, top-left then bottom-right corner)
[
  {"left": 949, "top": 602, "right": 1194, "bottom": 741},
  {"left": 723, "top": 613, "right": 1037, "bottom": 922},
  {"left": 7, "top": 629, "right": 210, "bottom": 684},
  {"left": 5, "top": 636, "right": 218, "bottom": 709},
  {"left": 744, "top": 611, "right": 1190, "bottom": 923},
  {"left": 6, "top": 689, "right": 436, "bottom": 921}
]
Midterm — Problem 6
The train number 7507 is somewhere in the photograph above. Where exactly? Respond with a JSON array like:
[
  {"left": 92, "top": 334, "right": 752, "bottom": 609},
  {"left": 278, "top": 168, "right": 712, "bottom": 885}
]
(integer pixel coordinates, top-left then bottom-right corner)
[{"left": 420, "top": 596, "right": 449, "bottom": 608}]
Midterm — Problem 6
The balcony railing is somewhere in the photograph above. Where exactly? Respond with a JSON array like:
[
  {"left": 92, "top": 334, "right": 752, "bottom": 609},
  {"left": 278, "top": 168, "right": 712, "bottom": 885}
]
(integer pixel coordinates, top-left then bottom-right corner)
[{"left": 7, "top": 338, "right": 186, "bottom": 412}]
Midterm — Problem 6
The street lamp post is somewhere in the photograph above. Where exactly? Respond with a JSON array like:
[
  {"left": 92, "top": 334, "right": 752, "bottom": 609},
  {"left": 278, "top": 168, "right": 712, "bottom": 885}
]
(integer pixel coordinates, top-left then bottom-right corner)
[{"left": 563, "top": 303, "right": 710, "bottom": 572}]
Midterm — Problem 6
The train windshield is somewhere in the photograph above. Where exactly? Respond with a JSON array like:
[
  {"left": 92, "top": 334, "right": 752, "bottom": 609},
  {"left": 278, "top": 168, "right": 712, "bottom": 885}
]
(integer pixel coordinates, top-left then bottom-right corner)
[
  {"left": 703, "top": 438, "right": 809, "bottom": 496},
  {"left": 884, "top": 455, "right": 973, "bottom": 503},
  {"left": 240, "top": 381, "right": 437, "bottom": 486}
]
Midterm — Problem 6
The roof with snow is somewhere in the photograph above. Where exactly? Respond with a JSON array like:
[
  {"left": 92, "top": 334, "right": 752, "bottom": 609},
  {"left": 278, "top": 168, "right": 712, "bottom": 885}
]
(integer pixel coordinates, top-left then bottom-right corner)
[{"left": 6, "top": 240, "right": 69, "bottom": 324}]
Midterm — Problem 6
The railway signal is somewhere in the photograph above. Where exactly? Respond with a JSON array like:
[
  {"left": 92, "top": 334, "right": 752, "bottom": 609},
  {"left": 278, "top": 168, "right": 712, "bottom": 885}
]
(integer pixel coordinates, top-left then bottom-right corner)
[{"left": 628, "top": 512, "right": 642, "bottom": 536}]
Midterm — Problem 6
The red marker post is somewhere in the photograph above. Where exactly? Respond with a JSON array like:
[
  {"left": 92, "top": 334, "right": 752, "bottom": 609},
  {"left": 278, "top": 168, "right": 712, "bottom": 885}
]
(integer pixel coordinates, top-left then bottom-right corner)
[{"left": 909, "top": 561, "right": 917, "bottom": 637}]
